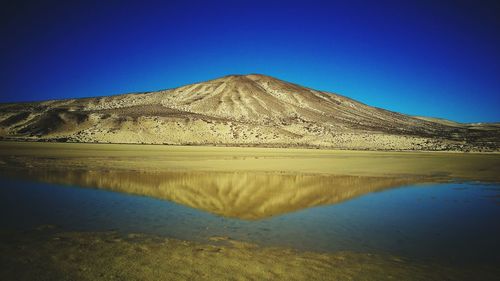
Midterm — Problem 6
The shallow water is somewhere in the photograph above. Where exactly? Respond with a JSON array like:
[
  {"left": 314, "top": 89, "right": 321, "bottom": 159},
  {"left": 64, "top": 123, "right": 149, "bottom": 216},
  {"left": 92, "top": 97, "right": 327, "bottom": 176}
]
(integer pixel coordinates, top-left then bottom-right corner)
[{"left": 1, "top": 176, "right": 499, "bottom": 266}]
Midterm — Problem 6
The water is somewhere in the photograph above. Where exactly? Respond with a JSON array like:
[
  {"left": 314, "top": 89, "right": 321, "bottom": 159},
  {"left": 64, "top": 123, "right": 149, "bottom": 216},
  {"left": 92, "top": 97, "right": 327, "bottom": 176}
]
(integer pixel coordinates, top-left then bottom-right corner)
[{"left": 1, "top": 176, "right": 499, "bottom": 266}]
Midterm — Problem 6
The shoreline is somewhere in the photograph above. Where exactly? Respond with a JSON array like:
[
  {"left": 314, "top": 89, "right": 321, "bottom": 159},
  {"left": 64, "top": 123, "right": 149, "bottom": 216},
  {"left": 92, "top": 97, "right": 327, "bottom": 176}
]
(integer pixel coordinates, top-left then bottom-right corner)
[{"left": 1, "top": 139, "right": 499, "bottom": 154}]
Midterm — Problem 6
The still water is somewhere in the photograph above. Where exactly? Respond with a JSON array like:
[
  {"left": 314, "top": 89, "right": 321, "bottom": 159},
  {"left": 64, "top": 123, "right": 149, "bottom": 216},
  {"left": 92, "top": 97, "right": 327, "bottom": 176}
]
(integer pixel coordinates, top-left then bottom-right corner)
[{"left": 1, "top": 173, "right": 499, "bottom": 266}]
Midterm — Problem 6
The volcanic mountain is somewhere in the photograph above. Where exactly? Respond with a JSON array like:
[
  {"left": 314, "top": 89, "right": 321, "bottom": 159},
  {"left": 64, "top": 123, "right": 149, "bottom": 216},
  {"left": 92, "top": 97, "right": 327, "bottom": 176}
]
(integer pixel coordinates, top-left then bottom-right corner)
[{"left": 0, "top": 74, "right": 498, "bottom": 151}]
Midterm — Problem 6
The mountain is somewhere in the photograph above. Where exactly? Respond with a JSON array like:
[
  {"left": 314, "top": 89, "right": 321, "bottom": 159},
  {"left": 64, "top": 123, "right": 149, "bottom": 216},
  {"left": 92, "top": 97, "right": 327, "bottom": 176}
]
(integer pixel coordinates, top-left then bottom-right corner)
[{"left": 0, "top": 74, "right": 498, "bottom": 151}]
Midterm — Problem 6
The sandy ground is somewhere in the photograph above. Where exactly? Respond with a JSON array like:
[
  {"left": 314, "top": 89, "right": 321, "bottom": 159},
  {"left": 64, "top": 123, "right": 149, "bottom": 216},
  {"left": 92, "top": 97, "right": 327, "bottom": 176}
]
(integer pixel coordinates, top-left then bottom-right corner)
[
  {"left": 1, "top": 228, "right": 497, "bottom": 281},
  {"left": 1, "top": 142, "right": 499, "bottom": 181}
]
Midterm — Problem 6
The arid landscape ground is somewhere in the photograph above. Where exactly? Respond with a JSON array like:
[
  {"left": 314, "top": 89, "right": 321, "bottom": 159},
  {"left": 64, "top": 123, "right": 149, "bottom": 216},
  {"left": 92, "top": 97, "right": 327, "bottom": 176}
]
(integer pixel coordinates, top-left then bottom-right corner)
[{"left": 1, "top": 74, "right": 498, "bottom": 151}]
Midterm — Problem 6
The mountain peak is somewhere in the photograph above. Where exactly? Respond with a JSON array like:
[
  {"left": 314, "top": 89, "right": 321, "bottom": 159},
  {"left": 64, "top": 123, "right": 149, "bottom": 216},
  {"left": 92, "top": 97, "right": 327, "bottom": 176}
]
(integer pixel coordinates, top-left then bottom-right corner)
[{"left": 214, "top": 73, "right": 275, "bottom": 82}]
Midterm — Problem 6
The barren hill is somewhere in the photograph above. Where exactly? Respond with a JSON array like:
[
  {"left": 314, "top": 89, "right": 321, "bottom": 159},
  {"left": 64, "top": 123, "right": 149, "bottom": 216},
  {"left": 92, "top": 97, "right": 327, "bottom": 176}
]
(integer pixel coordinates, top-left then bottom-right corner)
[{"left": 0, "top": 74, "right": 498, "bottom": 151}]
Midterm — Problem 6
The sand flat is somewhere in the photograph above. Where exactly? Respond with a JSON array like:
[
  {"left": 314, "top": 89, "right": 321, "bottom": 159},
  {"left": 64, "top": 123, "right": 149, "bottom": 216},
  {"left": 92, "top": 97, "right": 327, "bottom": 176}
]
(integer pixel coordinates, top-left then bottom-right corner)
[{"left": 0, "top": 141, "right": 499, "bottom": 181}]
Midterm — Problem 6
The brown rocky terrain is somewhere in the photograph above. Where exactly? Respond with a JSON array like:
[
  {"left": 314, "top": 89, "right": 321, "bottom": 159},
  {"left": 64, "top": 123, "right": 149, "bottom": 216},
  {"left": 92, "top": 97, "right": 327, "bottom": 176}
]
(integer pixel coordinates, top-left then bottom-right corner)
[{"left": 0, "top": 74, "right": 498, "bottom": 151}]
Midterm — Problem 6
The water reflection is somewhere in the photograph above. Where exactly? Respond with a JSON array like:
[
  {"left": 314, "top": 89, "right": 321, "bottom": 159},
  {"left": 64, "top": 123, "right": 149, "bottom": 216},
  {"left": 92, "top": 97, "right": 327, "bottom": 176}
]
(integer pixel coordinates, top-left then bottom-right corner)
[{"left": 0, "top": 168, "right": 433, "bottom": 219}]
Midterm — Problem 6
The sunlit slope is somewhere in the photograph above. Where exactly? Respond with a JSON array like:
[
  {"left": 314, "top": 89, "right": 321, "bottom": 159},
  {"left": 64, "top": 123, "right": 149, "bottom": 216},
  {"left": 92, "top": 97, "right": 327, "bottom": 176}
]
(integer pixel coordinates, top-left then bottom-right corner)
[{"left": 1, "top": 74, "right": 498, "bottom": 151}]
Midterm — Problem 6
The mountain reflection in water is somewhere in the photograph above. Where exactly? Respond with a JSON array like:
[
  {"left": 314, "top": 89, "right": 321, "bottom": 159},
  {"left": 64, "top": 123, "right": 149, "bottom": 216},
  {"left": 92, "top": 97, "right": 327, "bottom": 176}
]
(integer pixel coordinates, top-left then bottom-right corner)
[{"left": 1, "top": 169, "right": 432, "bottom": 220}]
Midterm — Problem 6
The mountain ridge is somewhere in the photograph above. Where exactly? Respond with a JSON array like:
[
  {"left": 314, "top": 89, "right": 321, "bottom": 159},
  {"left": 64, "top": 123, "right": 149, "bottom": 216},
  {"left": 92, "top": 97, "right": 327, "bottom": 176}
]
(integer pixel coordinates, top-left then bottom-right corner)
[{"left": 1, "top": 74, "right": 498, "bottom": 151}]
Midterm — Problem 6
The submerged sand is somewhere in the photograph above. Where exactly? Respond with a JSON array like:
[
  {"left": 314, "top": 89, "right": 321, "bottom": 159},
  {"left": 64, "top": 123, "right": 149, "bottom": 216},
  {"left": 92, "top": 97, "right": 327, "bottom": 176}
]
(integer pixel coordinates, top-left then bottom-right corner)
[{"left": 1, "top": 228, "right": 497, "bottom": 281}]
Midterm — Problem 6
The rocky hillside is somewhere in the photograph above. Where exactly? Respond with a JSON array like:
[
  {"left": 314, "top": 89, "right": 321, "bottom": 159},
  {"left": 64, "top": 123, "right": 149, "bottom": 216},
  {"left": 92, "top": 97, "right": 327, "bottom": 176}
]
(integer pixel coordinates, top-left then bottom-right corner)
[{"left": 0, "top": 74, "right": 498, "bottom": 151}]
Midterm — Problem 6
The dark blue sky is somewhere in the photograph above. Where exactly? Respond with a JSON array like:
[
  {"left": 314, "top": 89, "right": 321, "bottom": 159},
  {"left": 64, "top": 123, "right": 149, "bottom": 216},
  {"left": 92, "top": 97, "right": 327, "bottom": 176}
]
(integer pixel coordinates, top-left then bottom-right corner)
[{"left": 1, "top": 0, "right": 499, "bottom": 122}]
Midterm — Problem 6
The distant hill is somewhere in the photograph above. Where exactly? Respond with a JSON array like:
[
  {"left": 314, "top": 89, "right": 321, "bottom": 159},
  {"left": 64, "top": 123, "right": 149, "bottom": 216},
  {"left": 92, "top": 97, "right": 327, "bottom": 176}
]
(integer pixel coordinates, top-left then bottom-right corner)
[{"left": 0, "top": 74, "right": 498, "bottom": 151}]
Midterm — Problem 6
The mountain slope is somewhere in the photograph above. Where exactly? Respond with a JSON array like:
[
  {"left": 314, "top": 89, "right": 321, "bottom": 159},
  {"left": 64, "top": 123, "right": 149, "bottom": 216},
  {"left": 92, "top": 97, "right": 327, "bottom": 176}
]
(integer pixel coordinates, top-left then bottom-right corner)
[{"left": 0, "top": 74, "right": 498, "bottom": 151}]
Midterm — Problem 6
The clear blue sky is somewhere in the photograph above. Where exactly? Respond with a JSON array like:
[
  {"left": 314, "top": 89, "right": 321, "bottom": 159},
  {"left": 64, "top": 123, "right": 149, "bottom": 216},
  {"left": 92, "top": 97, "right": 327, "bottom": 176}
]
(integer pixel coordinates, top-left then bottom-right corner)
[{"left": 1, "top": 0, "right": 499, "bottom": 122}]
